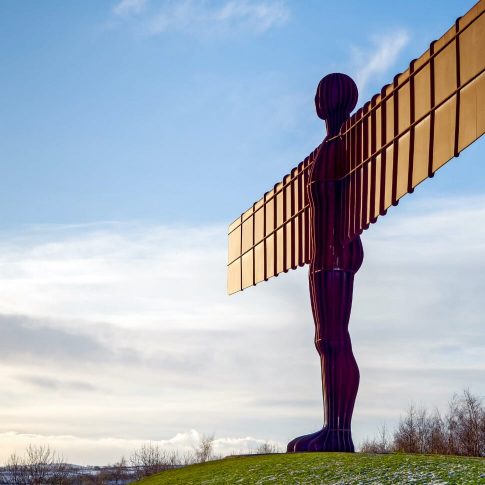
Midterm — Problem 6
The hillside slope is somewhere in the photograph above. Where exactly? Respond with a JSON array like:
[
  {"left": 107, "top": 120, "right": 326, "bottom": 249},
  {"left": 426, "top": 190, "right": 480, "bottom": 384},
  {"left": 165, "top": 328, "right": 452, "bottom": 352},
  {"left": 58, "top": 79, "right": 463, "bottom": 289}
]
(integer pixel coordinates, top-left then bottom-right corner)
[{"left": 134, "top": 452, "right": 485, "bottom": 484}]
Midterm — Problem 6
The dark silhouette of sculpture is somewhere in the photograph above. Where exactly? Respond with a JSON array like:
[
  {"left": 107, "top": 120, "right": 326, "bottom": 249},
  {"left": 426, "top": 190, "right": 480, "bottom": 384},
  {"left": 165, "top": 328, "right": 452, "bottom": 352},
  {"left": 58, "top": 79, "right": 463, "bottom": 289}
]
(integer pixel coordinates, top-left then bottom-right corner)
[
  {"left": 227, "top": 0, "right": 484, "bottom": 454},
  {"left": 287, "top": 74, "right": 362, "bottom": 452}
]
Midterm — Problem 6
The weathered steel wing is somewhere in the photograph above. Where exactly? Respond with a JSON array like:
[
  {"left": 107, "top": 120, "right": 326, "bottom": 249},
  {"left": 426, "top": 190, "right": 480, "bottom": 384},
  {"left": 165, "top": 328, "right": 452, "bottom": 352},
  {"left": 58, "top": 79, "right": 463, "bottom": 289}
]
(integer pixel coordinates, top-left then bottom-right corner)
[
  {"left": 227, "top": 147, "right": 317, "bottom": 294},
  {"left": 228, "top": 0, "right": 484, "bottom": 295},
  {"left": 341, "top": 0, "right": 484, "bottom": 241}
]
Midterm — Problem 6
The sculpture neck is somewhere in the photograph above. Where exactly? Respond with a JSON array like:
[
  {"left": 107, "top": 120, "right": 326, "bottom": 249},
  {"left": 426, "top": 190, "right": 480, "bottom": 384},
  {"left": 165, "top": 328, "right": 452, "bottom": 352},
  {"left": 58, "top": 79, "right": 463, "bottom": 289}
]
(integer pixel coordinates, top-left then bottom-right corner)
[{"left": 325, "top": 113, "right": 349, "bottom": 137}]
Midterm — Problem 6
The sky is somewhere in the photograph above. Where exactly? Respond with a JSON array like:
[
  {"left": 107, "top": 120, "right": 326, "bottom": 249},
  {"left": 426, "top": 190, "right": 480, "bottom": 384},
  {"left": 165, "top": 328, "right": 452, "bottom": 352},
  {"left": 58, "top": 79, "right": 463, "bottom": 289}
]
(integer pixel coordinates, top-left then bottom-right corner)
[{"left": 0, "top": 0, "right": 484, "bottom": 466}]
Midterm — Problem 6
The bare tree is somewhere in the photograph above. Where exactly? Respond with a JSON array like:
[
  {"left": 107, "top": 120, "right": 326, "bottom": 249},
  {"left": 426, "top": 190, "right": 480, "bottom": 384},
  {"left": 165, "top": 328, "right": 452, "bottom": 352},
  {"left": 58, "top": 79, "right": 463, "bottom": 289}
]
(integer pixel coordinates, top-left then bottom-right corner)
[
  {"left": 1, "top": 453, "right": 26, "bottom": 485},
  {"left": 254, "top": 442, "right": 281, "bottom": 454},
  {"left": 446, "top": 393, "right": 461, "bottom": 455},
  {"left": 1, "top": 445, "right": 71, "bottom": 485},
  {"left": 129, "top": 442, "right": 177, "bottom": 480},
  {"left": 26, "top": 444, "right": 71, "bottom": 485},
  {"left": 194, "top": 434, "right": 215, "bottom": 463},
  {"left": 480, "top": 402, "right": 485, "bottom": 456},
  {"left": 180, "top": 451, "right": 195, "bottom": 466},
  {"left": 360, "top": 424, "right": 392, "bottom": 453},
  {"left": 362, "top": 389, "right": 485, "bottom": 457},
  {"left": 103, "top": 457, "right": 130, "bottom": 485},
  {"left": 452, "top": 389, "right": 483, "bottom": 456},
  {"left": 427, "top": 408, "right": 448, "bottom": 455},
  {"left": 394, "top": 404, "right": 420, "bottom": 453}
]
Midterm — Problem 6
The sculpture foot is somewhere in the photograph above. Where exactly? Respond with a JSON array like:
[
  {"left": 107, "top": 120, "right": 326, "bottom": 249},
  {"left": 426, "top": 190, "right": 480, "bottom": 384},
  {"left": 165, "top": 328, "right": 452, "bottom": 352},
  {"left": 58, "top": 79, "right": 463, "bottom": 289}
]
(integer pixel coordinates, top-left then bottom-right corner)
[
  {"left": 286, "top": 428, "right": 324, "bottom": 453},
  {"left": 308, "top": 428, "right": 354, "bottom": 452},
  {"left": 287, "top": 428, "right": 355, "bottom": 453}
]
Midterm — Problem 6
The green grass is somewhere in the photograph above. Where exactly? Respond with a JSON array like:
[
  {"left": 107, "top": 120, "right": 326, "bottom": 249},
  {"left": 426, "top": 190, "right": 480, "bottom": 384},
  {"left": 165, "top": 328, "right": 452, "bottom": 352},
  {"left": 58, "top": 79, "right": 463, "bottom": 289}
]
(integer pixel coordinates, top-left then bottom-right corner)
[{"left": 133, "top": 452, "right": 485, "bottom": 485}]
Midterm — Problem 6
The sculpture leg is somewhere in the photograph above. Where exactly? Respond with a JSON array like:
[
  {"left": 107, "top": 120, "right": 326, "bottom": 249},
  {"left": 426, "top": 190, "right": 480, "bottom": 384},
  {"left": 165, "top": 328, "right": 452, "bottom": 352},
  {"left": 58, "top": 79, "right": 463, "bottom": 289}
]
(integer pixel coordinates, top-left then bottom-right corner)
[
  {"left": 287, "top": 269, "right": 359, "bottom": 452},
  {"left": 286, "top": 271, "right": 325, "bottom": 452}
]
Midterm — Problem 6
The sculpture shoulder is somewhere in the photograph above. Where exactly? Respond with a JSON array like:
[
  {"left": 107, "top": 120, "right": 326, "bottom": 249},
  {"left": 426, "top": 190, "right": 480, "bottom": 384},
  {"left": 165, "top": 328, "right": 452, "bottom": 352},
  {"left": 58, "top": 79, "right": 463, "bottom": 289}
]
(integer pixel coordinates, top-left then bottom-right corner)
[{"left": 310, "top": 137, "right": 347, "bottom": 182}]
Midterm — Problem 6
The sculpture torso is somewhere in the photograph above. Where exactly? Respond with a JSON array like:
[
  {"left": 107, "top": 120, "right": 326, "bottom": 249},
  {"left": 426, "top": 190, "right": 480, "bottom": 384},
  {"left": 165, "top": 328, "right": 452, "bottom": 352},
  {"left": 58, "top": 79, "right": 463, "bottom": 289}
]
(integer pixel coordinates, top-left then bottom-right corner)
[{"left": 308, "top": 137, "right": 363, "bottom": 273}]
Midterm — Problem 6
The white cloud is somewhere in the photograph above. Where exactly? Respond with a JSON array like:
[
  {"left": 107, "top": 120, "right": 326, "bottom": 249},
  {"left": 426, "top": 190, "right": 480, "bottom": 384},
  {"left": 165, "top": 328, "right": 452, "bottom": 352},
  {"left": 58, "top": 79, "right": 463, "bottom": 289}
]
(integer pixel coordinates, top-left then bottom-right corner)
[
  {"left": 0, "top": 195, "right": 484, "bottom": 464},
  {"left": 113, "top": 0, "right": 147, "bottom": 18},
  {"left": 111, "top": 0, "right": 290, "bottom": 36},
  {"left": 0, "top": 430, "right": 282, "bottom": 465},
  {"left": 351, "top": 29, "right": 409, "bottom": 98},
  {"left": 214, "top": 0, "right": 289, "bottom": 33},
  {"left": 0, "top": 224, "right": 229, "bottom": 329},
  {"left": 0, "top": 429, "right": 280, "bottom": 465}
]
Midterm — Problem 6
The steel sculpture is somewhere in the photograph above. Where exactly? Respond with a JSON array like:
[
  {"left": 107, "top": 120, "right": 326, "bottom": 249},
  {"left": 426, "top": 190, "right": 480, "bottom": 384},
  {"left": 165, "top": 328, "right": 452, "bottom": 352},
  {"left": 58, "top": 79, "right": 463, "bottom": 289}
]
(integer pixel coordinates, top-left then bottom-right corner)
[{"left": 227, "top": 0, "right": 484, "bottom": 452}]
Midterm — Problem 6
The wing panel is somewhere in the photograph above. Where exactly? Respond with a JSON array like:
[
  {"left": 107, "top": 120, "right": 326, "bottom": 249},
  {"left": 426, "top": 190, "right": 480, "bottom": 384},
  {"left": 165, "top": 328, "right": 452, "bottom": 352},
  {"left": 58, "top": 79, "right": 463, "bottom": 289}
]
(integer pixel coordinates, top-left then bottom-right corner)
[
  {"left": 254, "top": 241, "right": 265, "bottom": 284},
  {"left": 397, "top": 75, "right": 411, "bottom": 135},
  {"left": 372, "top": 154, "right": 382, "bottom": 223},
  {"left": 265, "top": 233, "right": 276, "bottom": 280},
  {"left": 433, "top": 96, "right": 457, "bottom": 172},
  {"left": 384, "top": 144, "right": 394, "bottom": 211},
  {"left": 414, "top": 62, "right": 431, "bottom": 121},
  {"left": 396, "top": 131, "right": 411, "bottom": 201},
  {"left": 227, "top": 259, "right": 241, "bottom": 295},
  {"left": 284, "top": 175, "right": 292, "bottom": 272},
  {"left": 412, "top": 117, "right": 431, "bottom": 187},
  {"left": 478, "top": 72, "right": 485, "bottom": 136},
  {"left": 228, "top": 224, "right": 241, "bottom": 265},
  {"left": 241, "top": 250, "right": 254, "bottom": 290},
  {"left": 241, "top": 215, "right": 253, "bottom": 254},
  {"left": 460, "top": 8, "right": 484, "bottom": 84}
]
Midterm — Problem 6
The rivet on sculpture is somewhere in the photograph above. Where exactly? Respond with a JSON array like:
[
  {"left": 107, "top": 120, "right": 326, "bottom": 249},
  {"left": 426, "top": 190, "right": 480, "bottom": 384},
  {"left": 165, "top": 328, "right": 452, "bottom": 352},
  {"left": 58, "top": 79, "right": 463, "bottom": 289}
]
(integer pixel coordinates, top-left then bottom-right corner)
[{"left": 227, "top": 0, "right": 484, "bottom": 453}]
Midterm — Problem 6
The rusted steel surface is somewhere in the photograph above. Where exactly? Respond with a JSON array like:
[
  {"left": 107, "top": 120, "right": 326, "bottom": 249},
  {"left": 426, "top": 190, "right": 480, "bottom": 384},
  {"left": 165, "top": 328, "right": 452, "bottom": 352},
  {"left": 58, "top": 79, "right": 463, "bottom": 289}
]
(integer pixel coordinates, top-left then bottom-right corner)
[
  {"left": 286, "top": 74, "right": 362, "bottom": 452},
  {"left": 227, "top": 0, "right": 484, "bottom": 295}
]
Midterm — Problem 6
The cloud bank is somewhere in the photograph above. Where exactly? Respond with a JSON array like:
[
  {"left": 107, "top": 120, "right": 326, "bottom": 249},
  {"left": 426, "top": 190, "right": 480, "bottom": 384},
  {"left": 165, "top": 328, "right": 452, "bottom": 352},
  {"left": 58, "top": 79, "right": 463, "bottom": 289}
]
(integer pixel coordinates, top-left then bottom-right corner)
[{"left": 0, "top": 195, "right": 484, "bottom": 464}]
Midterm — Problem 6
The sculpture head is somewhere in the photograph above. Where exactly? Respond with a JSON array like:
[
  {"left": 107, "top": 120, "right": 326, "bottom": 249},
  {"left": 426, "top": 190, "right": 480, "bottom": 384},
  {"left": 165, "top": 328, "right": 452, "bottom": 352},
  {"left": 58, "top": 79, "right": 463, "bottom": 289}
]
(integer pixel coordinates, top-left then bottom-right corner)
[{"left": 315, "top": 73, "right": 358, "bottom": 136}]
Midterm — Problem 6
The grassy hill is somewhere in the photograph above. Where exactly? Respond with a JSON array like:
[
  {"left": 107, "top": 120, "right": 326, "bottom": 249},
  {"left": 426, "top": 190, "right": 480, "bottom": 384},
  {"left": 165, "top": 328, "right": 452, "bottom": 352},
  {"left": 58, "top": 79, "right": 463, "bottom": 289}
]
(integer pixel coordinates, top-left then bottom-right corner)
[{"left": 133, "top": 452, "right": 485, "bottom": 485}]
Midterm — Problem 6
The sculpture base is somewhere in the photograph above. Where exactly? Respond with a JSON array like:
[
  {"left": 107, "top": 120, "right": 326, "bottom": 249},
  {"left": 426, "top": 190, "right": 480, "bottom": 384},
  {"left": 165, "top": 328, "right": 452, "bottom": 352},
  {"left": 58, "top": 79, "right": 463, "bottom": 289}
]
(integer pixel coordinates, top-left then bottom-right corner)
[{"left": 287, "top": 427, "right": 355, "bottom": 453}]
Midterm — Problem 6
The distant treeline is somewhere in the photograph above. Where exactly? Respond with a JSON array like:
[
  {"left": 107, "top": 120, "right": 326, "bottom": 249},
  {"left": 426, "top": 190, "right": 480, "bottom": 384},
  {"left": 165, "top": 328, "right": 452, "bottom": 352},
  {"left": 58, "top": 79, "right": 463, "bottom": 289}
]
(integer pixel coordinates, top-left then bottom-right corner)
[
  {"left": 361, "top": 389, "right": 485, "bottom": 457},
  {"left": 0, "top": 441, "right": 204, "bottom": 484},
  {"left": 0, "top": 435, "right": 280, "bottom": 484}
]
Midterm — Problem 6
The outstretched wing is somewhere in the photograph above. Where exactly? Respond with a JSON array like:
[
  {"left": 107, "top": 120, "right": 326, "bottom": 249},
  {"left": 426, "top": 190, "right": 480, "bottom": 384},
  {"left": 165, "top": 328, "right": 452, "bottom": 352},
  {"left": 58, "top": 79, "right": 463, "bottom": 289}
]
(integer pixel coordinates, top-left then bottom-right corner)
[
  {"left": 340, "top": 0, "right": 484, "bottom": 242},
  {"left": 228, "top": 0, "right": 484, "bottom": 295},
  {"left": 227, "top": 147, "right": 317, "bottom": 295}
]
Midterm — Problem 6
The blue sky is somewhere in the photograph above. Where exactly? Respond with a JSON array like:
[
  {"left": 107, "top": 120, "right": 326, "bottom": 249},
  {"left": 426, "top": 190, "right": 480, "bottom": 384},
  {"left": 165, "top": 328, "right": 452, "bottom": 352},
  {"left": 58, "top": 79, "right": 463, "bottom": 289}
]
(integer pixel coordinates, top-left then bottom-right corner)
[
  {"left": 1, "top": 0, "right": 482, "bottom": 227},
  {"left": 0, "top": 0, "right": 484, "bottom": 465}
]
